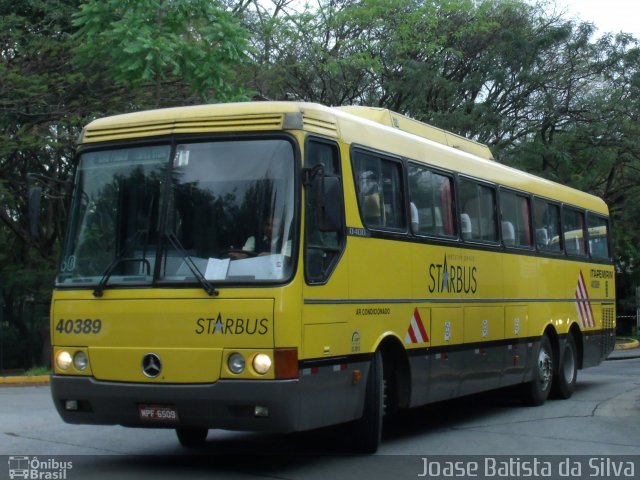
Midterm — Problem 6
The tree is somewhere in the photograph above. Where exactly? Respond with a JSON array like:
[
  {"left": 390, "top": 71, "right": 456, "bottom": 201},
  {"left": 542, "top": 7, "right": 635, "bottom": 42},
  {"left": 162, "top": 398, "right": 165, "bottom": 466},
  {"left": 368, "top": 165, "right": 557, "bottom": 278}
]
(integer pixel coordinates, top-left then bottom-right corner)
[
  {"left": 0, "top": 0, "right": 254, "bottom": 370},
  {"left": 0, "top": 0, "right": 85, "bottom": 369},
  {"left": 232, "top": 0, "right": 383, "bottom": 104},
  {"left": 72, "top": 0, "right": 252, "bottom": 105}
]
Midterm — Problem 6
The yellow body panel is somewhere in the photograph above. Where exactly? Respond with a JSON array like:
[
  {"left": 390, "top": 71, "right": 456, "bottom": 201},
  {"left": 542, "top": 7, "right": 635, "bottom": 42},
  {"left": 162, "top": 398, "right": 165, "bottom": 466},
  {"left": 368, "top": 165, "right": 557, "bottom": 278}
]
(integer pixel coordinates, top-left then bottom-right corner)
[
  {"left": 52, "top": 293, "right": 277, "bottom": 383},
  {"left": 89, "top": 347, "right": 222, "bottom": 383},
  {"left": 431, "top": 308, "right": 463, "bottom": 347},
  {"left": 464, "top": 307, "right": 504, "bottom": 343},
  {"left": 303, "top": 323, "right": 350, "bottom": 359},
  {"left": 505, "top": 306, "right": 529, "bottom": 339}
]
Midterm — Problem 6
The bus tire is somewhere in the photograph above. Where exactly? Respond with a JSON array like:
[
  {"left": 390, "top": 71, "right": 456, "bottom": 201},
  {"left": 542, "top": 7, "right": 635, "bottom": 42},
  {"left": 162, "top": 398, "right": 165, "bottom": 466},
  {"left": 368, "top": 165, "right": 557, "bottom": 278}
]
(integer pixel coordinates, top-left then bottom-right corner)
[
  {"left": 176, "top": 426, "right": 208, "bottom": 447},
  {"left": 353, "top": 349, "right": 384, "bottom": 453},
  {"left": 523, "top": 334, "right": 553, "bottom": 406},
  {"left": 551, "top": 334, "right": 577, "bottom": 399}
]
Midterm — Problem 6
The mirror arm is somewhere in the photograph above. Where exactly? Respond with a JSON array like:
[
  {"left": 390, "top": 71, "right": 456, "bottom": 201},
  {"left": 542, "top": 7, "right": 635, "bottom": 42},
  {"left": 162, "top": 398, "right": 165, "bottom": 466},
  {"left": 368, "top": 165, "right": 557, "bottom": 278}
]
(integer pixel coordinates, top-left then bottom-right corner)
[{"left": 301, "top": 164, "right": 324, "bottom": 188}]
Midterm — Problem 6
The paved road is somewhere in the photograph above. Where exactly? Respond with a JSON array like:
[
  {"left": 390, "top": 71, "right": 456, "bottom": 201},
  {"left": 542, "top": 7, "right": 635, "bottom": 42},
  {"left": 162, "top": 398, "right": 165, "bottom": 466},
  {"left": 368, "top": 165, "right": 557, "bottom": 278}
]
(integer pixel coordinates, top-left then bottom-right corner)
[{"left": 1, "top": 358, "right": 639, "bottom": 479}]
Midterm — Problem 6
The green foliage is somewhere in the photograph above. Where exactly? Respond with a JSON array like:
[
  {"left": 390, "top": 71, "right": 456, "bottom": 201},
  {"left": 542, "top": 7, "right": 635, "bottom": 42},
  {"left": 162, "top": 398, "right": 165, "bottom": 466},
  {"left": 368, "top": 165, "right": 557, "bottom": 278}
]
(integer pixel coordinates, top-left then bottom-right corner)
[
  {"left": 72, "top": 0, "right": 252, "bottom": 103},
  {"left": 25, "top": 366, "right": 51, "bottom": 376},
  {"left": 0, "top": 323, "right": 28, "bottom": 371}
]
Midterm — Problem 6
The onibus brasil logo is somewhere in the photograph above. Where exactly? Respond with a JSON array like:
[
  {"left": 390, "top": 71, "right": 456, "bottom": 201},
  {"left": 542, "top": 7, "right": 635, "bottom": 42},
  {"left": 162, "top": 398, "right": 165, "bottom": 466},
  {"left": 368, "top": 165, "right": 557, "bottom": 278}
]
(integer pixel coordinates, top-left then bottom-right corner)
[{"left": 8, "top": 456, "right": 72, "bottom": 479}]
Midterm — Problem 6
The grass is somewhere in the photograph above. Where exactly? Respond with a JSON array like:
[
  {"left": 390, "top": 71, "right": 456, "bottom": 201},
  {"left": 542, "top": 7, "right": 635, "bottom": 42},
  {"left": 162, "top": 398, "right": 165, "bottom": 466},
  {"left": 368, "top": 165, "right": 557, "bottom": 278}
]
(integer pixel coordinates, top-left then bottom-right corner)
[
  {"left": 617, "top": 335, "right": 640, "bottom": 341},
  {"left": 25, "top": 366, "right": 51, "bottom": 376}
]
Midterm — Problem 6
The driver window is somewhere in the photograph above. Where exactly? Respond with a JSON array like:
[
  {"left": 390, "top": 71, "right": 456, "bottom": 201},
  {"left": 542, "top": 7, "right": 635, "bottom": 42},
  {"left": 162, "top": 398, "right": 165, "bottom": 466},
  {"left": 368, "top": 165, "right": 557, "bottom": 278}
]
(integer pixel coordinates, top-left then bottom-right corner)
[{"left": 305, "top": 139, "right": 344, "bottom": 284}]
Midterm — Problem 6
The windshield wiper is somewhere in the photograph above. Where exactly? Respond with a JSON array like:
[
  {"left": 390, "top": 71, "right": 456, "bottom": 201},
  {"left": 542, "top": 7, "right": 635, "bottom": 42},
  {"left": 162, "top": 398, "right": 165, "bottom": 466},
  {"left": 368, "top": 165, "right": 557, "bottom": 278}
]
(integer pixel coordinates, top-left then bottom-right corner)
[
  {"left": 164, "top": 231, "right": 219, "bottom": 297},
  {"left": 93, "top": 230, "right": 150, "bottom": 297}
]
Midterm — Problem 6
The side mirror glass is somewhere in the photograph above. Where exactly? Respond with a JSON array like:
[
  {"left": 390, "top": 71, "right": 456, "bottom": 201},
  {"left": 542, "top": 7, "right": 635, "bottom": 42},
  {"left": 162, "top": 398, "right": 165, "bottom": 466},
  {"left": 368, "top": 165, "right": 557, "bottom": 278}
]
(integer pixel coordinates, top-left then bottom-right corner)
[
  {"left": 28, "top": 186, "right": 42, "bottom": 238},
  {"left": 318, "top": 176, "right": 342, "bottom": 232}
]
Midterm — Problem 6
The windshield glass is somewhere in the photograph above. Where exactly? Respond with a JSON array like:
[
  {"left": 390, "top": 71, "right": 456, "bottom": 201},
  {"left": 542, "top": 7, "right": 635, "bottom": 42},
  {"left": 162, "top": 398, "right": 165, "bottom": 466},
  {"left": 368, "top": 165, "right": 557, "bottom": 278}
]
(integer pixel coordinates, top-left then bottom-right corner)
[
  {"left": 57, "top": 146, "right": 168, "bottom": 285},
  {"left": 57, "top": 138, "right": 296, "bottom": 288},
  {"left": 162, "top": 139, "right": 295, "bottom": 283}
]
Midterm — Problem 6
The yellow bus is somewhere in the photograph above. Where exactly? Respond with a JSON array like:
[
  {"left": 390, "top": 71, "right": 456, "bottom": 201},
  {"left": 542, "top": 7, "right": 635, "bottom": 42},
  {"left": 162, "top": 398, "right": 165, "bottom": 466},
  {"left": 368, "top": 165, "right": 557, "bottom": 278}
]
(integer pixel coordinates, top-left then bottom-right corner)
[{"left": 50, "top": 102, "right": 615, "bottom": 453}]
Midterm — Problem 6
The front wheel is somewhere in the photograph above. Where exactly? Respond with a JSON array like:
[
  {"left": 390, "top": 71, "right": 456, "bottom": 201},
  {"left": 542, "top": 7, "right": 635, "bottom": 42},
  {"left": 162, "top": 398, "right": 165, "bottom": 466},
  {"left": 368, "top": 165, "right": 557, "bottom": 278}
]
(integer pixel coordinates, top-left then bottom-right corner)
[
  {"left": 176, "top": 426, "right": 208, "bottom": 447},
  {"left": 522, "top": 334, "right": 554, "bottom": 406},
  {"left": 551, "top": 334, "right": 578, "bottom": 399},
  {"left": 352, "top": 350, "right": 384, "bottom": 453}
]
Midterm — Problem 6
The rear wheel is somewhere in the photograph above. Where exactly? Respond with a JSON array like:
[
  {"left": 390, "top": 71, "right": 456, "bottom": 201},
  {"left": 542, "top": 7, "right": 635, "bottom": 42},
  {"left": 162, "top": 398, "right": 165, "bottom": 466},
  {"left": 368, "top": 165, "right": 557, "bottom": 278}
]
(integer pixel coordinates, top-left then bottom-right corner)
[
  {"left": 523, "top": 334, "right": 553, "bottom": 406},
  {"left": 176, "top": 426, "right": 208, "bottom": 447},
  {"left": 353, "top": 349, "right": 384, "bottom": 453},
  {"left": 551, "top": 334, "right": 577, "bottom": 399}
]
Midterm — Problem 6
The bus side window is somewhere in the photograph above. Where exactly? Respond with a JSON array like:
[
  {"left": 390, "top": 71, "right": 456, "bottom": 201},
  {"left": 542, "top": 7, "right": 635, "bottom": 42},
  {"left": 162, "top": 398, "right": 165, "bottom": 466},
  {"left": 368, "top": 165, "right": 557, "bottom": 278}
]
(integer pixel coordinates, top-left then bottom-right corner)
[
  {"left": 563, "top": 207, "right": 587, "bottom": 256},
  {"left": 500, "top": 190, "right": 532, "bottom": 248},
  {"left": 587, "top": 214, "right": 610, "bottom": 259},
  {"left": 459, "top": 178, "right": 497, "bottom": 242},
  {"left": 357, "top": 168, "right": 384, "bottom": 226},
  {"left": 408, "top": 163, "right": 456, "bottom": 237},
  {"left": 353, "top": 150, "right": 405, "bottom": 231},
  {"left": 534, "top": 199, "right": 562, "bottom": 252}
]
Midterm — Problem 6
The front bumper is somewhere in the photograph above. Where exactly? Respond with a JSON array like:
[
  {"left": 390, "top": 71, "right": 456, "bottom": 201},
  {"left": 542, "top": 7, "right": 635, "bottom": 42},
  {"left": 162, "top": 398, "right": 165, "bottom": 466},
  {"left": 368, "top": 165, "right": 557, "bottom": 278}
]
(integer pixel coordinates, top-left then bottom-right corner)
[{"left": 51, "top": 375, "right": 301, "bottom": 432}]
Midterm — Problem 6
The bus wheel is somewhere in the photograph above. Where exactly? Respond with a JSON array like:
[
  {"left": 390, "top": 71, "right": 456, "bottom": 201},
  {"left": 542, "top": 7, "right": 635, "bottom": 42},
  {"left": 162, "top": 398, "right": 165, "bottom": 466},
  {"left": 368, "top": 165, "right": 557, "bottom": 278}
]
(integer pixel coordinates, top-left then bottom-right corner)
[
  {"left": 551, "top": 334, "right": 577, "bottom": 399},
  {"left": 523, "top": 334, "right": 553, "bottom": 406},
  {"left": 176, "top": 426, "right": 208, "bottom": 447},
  {"left": 353, "top": 349, "right": 384, "bottom": 453}
]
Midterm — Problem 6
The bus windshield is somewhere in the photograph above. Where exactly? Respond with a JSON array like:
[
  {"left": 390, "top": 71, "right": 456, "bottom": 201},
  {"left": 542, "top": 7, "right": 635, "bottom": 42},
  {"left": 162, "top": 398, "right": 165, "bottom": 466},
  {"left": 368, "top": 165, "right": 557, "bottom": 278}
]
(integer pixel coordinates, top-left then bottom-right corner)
[{"left": 57, "top": 139, "right": 296, "bottom": 287}]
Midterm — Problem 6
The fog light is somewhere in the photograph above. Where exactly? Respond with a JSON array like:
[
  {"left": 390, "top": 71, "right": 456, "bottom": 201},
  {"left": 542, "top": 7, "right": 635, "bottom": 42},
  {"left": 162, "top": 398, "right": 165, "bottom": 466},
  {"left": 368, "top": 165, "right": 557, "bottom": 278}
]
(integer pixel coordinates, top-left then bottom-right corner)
[
  {"left": 65, "top": 400, "right": 79, "bottom": 411},
  {"left": 73, "top": 351, "right": 89, "bottom": 371},
  {"left": 56, "top": 351, "right": 72, "bottom": 371},
  {"left": 252, "top": 354, "right": 272, "bottom": 375},
  {"left": 254, "top": 405, "right": 269, "bottom": 417},
  {"left": 228, "top": 352, "right": 245, "bottom": 374}
]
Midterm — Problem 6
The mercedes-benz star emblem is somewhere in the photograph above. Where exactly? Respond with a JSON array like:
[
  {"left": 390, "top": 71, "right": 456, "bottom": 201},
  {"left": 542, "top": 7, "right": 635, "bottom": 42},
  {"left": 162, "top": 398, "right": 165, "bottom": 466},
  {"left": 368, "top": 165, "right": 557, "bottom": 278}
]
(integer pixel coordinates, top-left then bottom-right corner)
[{"left": 142, "top": 353, "right": 162, "bottom": 378}]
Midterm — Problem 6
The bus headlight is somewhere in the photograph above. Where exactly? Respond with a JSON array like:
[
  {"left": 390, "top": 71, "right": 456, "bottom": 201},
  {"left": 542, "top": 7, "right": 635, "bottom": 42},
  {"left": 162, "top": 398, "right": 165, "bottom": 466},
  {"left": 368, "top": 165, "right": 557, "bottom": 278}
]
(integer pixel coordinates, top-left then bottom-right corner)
[
  {"left": 228, "top": 352, "right": 245, "bottom": 374},
  {"left": 252, "top": 354, "right": 272, "bottom": 375},
  {"left": 73, "top": 351, "right": 89, "bottom": 371},
  {"left": 56, "top": 351, "right": 72, "bottom": 371}
]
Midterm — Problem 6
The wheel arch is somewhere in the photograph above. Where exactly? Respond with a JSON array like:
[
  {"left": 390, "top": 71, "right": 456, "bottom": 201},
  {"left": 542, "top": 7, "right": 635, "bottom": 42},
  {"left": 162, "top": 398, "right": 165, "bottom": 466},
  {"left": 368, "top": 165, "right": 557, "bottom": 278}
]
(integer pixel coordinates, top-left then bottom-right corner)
[
  {"left": 543, "top": 324, "right": 560, "bottom": 376},
  {"left": 568, "top": 322, "right": 584, "bottom": 369},
  {"left": 374, "top": 333, "right": 411, "bottom": 411}
]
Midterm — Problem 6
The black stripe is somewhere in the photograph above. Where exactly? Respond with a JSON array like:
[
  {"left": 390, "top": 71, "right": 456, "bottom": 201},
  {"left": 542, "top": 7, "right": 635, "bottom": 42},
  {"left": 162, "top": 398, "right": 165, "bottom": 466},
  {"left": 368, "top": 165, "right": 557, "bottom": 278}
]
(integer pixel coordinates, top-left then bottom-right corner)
[
  {"left": 405, "top": 336, "right": 538, "bottom": 357},
  {"left": 304, "top": 297, "right": 610, "bottom": 305},
  {"left": 299, "top": 352, "right": 372, "bottom": 369}
]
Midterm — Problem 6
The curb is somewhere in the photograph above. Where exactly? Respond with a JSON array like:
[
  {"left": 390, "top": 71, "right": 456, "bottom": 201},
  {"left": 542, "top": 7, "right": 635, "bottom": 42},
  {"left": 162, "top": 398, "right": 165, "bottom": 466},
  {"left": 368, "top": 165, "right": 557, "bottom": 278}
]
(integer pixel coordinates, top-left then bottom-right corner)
[
  {"left": 0, "top": 375, "right": 50, "bottom": 385},
  {"left": 614, "top": 339, "right": 640, "bottom": 351}
]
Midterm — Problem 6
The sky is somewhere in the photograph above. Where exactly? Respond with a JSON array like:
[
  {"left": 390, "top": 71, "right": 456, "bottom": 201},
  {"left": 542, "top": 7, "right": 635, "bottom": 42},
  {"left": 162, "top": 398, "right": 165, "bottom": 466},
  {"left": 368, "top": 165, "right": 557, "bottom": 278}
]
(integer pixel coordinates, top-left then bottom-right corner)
[{"left": 555, "top": 0, "right": 640, "bottom": 38}]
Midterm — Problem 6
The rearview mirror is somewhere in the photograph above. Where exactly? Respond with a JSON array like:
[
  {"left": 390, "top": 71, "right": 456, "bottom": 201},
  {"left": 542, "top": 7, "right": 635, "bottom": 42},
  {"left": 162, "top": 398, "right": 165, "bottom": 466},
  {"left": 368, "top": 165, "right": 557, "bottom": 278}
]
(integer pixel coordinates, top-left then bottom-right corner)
[
  {"left": 303, "top": 165, "right": 344, "bottom": 233},
  {"left": 28, "top": 186, "right": 42, "bottom": 239},
  {"left": 318, "top": 176, "right": 343, "bottom": 232}
]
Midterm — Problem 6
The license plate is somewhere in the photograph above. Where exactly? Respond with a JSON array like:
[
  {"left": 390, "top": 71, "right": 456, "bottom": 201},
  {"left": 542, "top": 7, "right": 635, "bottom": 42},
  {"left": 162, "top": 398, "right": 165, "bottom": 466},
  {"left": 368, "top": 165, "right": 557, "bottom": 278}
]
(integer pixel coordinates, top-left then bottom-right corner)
[{"left": 138, "top": 404, "right": 179, "bottom": 422}]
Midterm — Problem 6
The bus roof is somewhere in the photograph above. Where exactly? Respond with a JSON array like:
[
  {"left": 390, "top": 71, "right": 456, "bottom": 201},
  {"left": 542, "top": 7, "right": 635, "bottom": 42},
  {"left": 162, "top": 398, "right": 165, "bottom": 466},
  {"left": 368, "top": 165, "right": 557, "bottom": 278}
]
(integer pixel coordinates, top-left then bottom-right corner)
[
  {"left": 336, "top": 105, "right": 494, "bottom": 160},
  {"left": 81, "top": 101, "right": 609, "bottom": 215}
]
